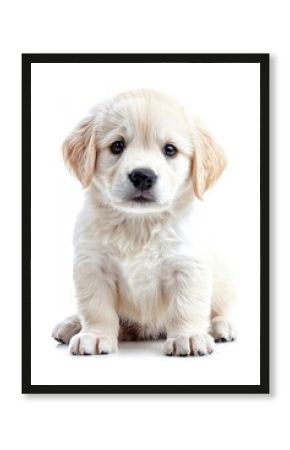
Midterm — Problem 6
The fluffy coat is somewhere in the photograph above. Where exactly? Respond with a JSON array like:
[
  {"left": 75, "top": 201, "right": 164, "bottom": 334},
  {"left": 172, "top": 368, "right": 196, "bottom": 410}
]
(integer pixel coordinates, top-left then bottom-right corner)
[{"left": 52, "top": 90, "right": 235, "bottom": 356}]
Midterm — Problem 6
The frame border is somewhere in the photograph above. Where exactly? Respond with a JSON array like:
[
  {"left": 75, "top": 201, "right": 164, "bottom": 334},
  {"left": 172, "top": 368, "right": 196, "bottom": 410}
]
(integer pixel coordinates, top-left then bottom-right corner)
[{"left": 22, "top": 53, "right": 269, "bottom": 394}]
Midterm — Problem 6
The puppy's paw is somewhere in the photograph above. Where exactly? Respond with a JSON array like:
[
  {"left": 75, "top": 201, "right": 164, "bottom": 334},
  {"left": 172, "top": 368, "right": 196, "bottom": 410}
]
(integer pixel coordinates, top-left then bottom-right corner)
[
  {"left": 52, "top": 315, "right": 81, "bottom": 345},
  {"left": 164, "top": 334, "right": 215, "bottom": 357},
  {"left": 211, "top": 316, "right": 236, "bottom": 343},
  {"left": 69, "top": 332, "right": 117, "bottom": 355}
]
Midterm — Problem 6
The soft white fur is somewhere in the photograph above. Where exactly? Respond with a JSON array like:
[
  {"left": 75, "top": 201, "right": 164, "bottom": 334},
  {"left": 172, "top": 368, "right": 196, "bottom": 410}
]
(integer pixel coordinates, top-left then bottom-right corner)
[{"left": 52, "top": 89, "right": 235, "bottom": 356}]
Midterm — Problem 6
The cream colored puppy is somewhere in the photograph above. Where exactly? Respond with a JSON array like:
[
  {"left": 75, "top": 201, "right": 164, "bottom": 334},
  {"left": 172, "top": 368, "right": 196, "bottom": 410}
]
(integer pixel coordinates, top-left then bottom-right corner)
[{"left": 52, "top": 89, "right": 235, "bottom": 356}]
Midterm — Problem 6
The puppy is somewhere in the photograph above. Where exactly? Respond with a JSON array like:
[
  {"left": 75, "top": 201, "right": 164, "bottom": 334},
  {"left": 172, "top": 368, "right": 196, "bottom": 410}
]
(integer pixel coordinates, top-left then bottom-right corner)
[{"left": 52, "top": 89, "right": 235, "bottom": 356}]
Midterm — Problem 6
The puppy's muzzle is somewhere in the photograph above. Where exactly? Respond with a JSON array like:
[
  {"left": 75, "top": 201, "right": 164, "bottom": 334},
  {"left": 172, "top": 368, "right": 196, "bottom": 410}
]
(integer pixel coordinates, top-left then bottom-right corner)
[{"left": 128, "top": 168, "right": 157, "bottom": 191}]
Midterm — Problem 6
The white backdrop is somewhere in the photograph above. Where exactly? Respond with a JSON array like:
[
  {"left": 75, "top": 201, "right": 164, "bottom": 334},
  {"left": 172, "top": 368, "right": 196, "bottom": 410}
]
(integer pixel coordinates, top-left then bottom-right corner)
[{"left": 31, "top": 62, "right": 260, "bottom": 385}]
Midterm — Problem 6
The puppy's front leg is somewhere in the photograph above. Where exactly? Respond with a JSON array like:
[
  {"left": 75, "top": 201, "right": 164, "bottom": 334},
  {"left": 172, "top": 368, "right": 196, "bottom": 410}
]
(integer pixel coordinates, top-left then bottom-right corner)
[
  {"left": 164, "top": 260, "right": 215, "bottom": 357},
  {"left": 69, "top": 258, "right": 119, "bottom": 355}
]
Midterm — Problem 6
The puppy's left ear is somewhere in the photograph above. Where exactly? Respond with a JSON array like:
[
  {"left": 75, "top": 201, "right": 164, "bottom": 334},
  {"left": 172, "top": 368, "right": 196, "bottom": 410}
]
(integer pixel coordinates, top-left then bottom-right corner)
[
  {"left": 63, "top": 115, "right": 97, "bottom": 187},
  {"left": 192, "top": 126, "right": 227, "bottom": 199}
]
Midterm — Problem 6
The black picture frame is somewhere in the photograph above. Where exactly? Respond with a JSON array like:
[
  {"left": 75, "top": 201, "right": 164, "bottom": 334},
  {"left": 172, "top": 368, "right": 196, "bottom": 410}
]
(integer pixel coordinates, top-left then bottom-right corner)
[{"left": 22, "top": 53, "right": 269, "bottom": 394}]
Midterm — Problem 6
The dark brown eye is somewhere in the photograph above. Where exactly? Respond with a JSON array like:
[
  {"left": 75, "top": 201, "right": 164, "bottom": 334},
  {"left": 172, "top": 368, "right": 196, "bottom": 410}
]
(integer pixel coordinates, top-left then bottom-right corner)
[
  {"left": 111, "top": 140, "right": 125, "bottom": 155},
  {"left": 163, "top": 144, "right": 178, "bottom": 158}
]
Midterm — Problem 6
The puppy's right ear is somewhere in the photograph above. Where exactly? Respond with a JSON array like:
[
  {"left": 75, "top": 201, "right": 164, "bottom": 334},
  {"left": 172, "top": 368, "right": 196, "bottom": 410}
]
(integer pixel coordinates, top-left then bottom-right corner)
[
  {"left": 192, "top": 126, "right": 226, "bottom": 199},
  {"left": 63, "top": 116, "right": 97, "bottom": 187}
]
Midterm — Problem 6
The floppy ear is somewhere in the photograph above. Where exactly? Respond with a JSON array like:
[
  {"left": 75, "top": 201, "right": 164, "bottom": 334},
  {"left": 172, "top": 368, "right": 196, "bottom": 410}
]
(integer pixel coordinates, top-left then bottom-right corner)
[
  {"left": 192, "top": 126, "right": 227, "bottom": 199},
  {"left": 63, "top": 116, "right": 97, "bottom": 187}
]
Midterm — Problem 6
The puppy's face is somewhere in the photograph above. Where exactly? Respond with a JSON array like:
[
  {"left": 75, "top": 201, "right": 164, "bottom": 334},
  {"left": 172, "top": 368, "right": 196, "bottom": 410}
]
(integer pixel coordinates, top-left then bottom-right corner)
[
  {"left": 94, "top": 91, "right": 194, "bottom": 213},
  {"left": 63, "top": 90, "right": 226, "bottom": 214}
]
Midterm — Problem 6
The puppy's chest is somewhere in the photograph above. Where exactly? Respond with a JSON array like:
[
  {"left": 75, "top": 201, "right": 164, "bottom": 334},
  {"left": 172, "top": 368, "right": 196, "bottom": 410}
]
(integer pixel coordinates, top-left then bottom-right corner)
[
  {"left": 114, "top": 247, "right": 168, "bottom": 324},
  {"left": 119, "top": 251, "right": 161, "bottom": 290}
]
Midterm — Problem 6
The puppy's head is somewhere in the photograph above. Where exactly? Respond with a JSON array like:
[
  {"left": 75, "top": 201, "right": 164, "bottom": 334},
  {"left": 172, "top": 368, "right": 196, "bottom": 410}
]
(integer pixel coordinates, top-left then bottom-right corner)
[{"left": 63, "top": 90, "right": 226, "bottom": 214}]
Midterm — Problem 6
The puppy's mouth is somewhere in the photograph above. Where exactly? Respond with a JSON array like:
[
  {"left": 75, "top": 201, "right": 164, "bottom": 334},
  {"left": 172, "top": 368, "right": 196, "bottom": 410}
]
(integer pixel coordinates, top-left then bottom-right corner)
[
  {"left": 131, "top": 194, "right": 154, "bottom": 203},
  {"left": 128, "top": 189, "right": 156, "bottom": 204}
]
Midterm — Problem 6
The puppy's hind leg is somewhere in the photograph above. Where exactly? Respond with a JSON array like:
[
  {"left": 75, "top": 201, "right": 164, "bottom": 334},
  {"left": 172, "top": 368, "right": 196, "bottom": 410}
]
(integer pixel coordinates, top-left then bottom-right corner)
[
  {"left": 52, "top": 315, "right": 81, "bottom": 345},
  {"left": 210, "top": 276, "right": 236, "bottom": 343},
  {"left": 210, "top": 315, "right": 236, "bottom": 342}
]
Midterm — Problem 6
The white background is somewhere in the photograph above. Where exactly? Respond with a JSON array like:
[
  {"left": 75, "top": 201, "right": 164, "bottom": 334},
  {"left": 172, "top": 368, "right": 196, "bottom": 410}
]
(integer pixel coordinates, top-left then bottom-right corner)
[
  {"left": 0, "top": 0, "right": 287, "bottom": 449},
  {"left": 31, "top": 62, "right": 260, "bottom": 386}
]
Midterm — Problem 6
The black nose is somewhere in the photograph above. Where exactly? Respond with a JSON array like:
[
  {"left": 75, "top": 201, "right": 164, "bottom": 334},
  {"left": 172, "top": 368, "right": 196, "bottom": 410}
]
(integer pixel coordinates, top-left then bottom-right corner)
[{"left": 128, "top": 168, "right": 157, "bottom": 191}]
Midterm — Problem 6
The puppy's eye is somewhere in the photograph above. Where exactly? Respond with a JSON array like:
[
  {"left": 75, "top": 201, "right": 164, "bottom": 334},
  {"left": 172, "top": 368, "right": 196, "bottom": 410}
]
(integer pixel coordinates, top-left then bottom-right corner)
[
  {"left": 163, "top": 144, "right": 178, "bottom": 158},
  {"left": 111, "top": 140, "right": 125, "bottom": 155}
]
